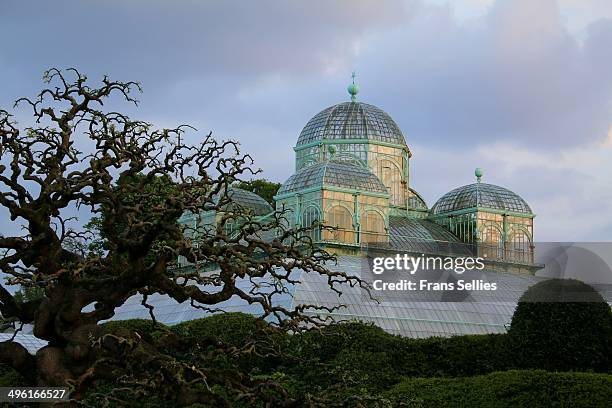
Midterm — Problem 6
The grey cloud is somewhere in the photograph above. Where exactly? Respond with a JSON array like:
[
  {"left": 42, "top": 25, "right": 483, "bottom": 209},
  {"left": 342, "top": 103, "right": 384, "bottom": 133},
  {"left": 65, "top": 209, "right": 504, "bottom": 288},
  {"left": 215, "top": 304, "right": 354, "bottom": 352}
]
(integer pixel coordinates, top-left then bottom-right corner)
[
  {"left": 0, "top": 0, "right": 408, "bottom": 97},
  {"left": 357, "top": 0, "right": 612, "bottom": 148},
  {"left": 1, "top": 0, "right": 611, "bottom": 242}
]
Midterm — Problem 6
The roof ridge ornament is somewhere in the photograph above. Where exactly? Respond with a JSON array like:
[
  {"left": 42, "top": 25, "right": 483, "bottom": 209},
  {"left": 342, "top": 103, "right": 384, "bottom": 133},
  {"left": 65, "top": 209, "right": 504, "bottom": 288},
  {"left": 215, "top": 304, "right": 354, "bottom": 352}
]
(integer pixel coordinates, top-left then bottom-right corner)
[
  {"left": 475, "top": 167, "right": 483, "bottom": 183},
  {"left": 347, "top": 71, "right": 359, "bottom": 102}
]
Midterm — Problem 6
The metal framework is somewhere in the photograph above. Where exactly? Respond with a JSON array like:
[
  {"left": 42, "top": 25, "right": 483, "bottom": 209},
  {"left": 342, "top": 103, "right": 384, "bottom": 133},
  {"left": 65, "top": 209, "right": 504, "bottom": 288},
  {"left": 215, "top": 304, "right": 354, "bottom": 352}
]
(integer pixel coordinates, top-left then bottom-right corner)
[
  {"left": 273, "top": 88, "right": 537, "bottom": 268},
  {"left": 293, "top": 101, "right": 419, "bottom": 211},
  {"left": 157, "top": 77, "right": 544, "bottom": 340},
  {"left": 275, "top": 161, "right": 391, "bottom": 246},
  {"left": 430, "top": 182, "right": 535, "bottom": 264}
]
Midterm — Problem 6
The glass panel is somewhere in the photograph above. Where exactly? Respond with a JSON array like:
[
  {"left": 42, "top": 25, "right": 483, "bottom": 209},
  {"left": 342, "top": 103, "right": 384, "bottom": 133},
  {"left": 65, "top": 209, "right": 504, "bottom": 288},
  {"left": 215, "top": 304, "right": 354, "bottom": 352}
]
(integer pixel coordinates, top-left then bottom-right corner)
[
  {"left": 432, "top": 183, "right": 531, "bottom": 215},
  {"left": 296, "top": 102, "right": 406, "bottom": 147}
]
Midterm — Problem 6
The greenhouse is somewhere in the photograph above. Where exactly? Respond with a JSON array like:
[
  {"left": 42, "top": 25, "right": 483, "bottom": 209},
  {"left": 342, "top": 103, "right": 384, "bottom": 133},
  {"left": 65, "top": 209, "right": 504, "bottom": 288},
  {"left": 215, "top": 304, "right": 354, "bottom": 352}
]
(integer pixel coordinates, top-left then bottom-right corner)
[{"left": 111, "top": 75, "right": 548, "bottom": 338}]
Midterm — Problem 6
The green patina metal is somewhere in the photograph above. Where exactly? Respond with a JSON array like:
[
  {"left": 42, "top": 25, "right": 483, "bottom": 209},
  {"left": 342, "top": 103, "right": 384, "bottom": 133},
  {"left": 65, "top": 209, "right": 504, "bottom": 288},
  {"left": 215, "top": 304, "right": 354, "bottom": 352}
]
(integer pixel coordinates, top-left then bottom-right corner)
[
  {"left": 275, "top": 184, "right": 390, "bottom": 201},
  {"left": 428, "top": 206, "right": 535, "bottom": 220},
  {"left": 294, "top": 138, "right": 407, "bottom": 152},
  {"left": 347, "top": 71, "right": 359, "bottom": 102}
]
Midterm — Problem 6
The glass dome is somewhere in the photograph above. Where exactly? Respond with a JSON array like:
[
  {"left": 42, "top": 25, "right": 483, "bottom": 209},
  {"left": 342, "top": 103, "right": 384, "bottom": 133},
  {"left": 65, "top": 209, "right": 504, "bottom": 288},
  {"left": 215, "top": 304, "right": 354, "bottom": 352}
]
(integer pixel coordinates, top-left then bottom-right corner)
[
  {"left": 213, "top": 187, "right": 273, "bottom": 216},
  {"left": 408, "top": 187, "right": 428, "bottom": 210},
  {"left": 431, "top": 183, "right": 532, "bottom": 215},
  {"left": 296, "top": 102, "right": 406, "bottom": 147},
  {"left": 277, "top": 161, "right": 388, "bottom": 195}
]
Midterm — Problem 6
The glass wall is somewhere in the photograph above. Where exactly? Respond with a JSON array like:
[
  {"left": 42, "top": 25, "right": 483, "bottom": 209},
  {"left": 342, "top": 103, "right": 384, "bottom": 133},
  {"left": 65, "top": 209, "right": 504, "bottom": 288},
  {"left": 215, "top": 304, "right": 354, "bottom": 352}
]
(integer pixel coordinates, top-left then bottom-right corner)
[
  {"left": 362, "top": 210, "right": 386, "bottom": 243},
  {"left": 294, "top": 141, "right": 411, "bottom": 210},
  {"left": 324, "top": 204, "right": 354, "bottom": 243},
  {"left": 432, "top": 210, "right": 534, "bottom": 264},
  {"left": 367, "top": 144, "right": 408, "bottom": 208}
]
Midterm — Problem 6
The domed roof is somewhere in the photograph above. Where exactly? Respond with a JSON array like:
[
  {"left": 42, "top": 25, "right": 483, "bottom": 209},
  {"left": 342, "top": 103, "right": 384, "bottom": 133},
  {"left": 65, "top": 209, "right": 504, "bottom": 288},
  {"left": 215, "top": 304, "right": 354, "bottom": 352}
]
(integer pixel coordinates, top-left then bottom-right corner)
[
  {"left": 408, "top": 187, "right": 428, "bottom": 210},
  {"left": 277, "top": 161, "right": 388, "bottom": 196},
  {"left": 214, "top": 187, "right": 273, "bottom": 216},
  {"left": 432, "top": 183, "right": 532, "bottom": 215},
  {"left": 296, "top": 102, "right": 406, "bottom": 147}
]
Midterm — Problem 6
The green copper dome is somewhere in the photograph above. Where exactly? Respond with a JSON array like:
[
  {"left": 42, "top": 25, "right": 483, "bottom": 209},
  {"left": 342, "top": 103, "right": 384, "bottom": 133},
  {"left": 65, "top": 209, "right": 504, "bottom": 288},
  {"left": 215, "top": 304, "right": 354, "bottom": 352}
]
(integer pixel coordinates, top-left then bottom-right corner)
[
  {"left": 277, "top": 161, "right": 388, "bottom": 196},
  {"left": 432, "top": 183, "right": 532, "bottom": 215},
  {"left": 296, "top": 102, "right": 406, "bottom": 147}
]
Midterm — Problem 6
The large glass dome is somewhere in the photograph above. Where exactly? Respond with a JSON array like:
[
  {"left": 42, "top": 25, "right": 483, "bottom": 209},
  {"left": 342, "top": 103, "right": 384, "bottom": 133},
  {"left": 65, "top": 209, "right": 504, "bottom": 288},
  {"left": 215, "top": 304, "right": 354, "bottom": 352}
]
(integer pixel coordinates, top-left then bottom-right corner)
[
  {"left": 296, "top": 102, "right": 406, "bottom": 147},
  {"left": 277, "top": 161, "right": 388, "bottom": 195},
  {"left": 431, "top": 183, "right": 532, "bottom": 215}
]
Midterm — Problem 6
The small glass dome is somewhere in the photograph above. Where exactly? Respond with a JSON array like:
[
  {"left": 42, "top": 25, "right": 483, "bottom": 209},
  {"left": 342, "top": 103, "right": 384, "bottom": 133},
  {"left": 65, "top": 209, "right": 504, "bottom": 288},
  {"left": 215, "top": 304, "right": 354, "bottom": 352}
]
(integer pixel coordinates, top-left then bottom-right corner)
[
  {"left": 214, "top": 188, "right": 273, "bottom": 216},
  {"left": 296, "top": 102, "right": 406, "bottom": 147},
  {"left": 277, "top": 161, "right": 388, "bottom": 195},
  {"left": 431, "top": 183, "right": 532, "bottom": 215},
  {"left": 408, "top": 187, "right": 428, "bottom": 210}
]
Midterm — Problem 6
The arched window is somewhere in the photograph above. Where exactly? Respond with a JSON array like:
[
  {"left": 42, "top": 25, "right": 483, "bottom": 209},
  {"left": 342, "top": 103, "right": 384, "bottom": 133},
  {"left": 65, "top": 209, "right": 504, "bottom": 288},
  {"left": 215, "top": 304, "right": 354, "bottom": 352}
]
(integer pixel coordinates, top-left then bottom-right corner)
[
  {"left": 302, "top": 206, "right": 321, "bottom": 242},
  {"left": 378, "top": 159, "right": 403, "bottom": 206},
  {"left": 480, "top": 225, "right": 503, "bottom": 260},
  {"left": 362, "top": 211, "right": 386, "bottom": 244},
  {"left": 508, "top": 231, "right": 532, "bottom": 263},
  {"left": 326, "top": 205, "right": 354, "bottom": 244}
]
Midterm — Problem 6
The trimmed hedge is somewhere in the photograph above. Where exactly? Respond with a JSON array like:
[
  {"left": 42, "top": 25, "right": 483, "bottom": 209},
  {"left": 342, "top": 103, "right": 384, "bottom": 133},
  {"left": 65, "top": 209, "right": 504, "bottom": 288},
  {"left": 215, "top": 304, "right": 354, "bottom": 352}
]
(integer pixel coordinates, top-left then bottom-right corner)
[
  {"left": 95, "top": 309, "right": 610, "bottom": 396},
  {"left": 101, "top": 318, "right": 168, "bottom": 334},
  {"left": 3, "top": 279, "right": 610, "bottom": 405},
  {"left": 285, "top": 322, "right": 513, "bottom": 391},
  {"left": 509, "top": 279, "right": 612, "bottom": 371},
  {"left": 385, "top": 370, "right": 612, "bottom": 407},
  {"left": 171, "top": 312, "right": 273, "bottom": 346}
]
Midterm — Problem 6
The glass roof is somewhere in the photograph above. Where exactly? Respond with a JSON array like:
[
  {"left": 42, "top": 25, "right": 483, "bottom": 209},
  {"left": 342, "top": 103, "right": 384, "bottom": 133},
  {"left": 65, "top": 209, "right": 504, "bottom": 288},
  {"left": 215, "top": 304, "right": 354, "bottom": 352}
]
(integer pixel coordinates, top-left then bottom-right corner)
[
  {"left": 0, "top": 333, "right": 48, "bottom": 355},
  {"left": 296, "top": 102, "right": 406, "bottom": 147},
  {"left": 109, "top": 256, "right": 557, "bottom": 338},
  {"left": 277, "top": 161, "right": 388, "bottom": 195},
  {"left": 215, "top": 187, "right": 273, "bottom": 216},
  {"left": 408, "top": 188, "right": 428, "bottom": 210},
  {"left": 432, "top": 183, "right": 532, "bottom": 215},
  {"left": 389, "top": 217, "right": 471, "bottom": 255}
]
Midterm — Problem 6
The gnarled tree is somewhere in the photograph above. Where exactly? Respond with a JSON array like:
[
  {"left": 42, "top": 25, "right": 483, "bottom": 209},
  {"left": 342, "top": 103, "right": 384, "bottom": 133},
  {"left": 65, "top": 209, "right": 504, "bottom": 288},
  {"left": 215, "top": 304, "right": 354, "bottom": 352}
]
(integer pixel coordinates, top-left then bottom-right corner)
[{"left": 0, "top": 69, "right": 364, "bottom": 404}]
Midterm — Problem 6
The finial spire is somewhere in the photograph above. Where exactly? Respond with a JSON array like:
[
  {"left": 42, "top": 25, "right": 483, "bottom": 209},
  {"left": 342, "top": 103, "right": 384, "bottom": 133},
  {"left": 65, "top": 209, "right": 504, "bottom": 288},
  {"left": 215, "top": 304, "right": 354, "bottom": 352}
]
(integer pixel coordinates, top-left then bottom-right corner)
[
  {"left": 475, "top": 167, "right": 483, "bottom": 183},
  {"left": 347, "top": 71, "right": 359, "bottom": 102}
]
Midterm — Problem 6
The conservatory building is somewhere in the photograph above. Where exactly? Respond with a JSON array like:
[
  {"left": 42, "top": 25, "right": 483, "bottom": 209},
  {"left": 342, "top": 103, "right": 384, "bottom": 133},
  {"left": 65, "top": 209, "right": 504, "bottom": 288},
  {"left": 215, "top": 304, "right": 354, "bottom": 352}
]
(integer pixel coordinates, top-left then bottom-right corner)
[
  {"left": 110, "top": 76, "right": 546, "bottom": 338},
  {"left": 274, "top": 77, "right": 535, "bottom": 271}
]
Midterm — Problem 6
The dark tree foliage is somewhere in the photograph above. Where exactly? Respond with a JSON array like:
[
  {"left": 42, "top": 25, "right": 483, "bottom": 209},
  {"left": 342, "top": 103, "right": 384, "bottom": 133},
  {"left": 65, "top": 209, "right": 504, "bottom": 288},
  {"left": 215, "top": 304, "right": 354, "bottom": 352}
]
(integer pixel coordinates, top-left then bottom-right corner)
[
  {"left": 0, "top": 69, "right": 367, "bottom": 405},
  {"left": 509, "top": 279, "right": 612, "bottom": 371},
  {"left": 233, "top": 178, "right": 281, "bottom": 205}
]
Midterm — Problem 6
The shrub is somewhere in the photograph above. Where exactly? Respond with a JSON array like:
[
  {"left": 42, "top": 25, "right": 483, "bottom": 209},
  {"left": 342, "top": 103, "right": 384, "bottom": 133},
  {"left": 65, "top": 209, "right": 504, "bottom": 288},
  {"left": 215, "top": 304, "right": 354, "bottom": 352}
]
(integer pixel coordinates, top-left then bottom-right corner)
[
  {"left": 284, "top": 321, "right": 513, "bottom": 394},
  {"left": 100, "top": 319, "right": 170, "bottom": 343},
  {"left": 101, "top": 318, "right": 168, "bottom": 335},
  {"left": 171, "top": 313, "right": 272, "bottom": 346},
  {"left": 385, "top": 370, "right": 612, "bottom": 407},
  {"left": 509, "top": 279, "right": 612, "bottom": 371},
  {"left": 399, "top": 333, "right": 511, "bottom": 377},
  {"left": 171, "top": 313, "right": 289, "bottom": 373},
  {"left": 288, "top": 321, "right": 398, "bottom": 362}
]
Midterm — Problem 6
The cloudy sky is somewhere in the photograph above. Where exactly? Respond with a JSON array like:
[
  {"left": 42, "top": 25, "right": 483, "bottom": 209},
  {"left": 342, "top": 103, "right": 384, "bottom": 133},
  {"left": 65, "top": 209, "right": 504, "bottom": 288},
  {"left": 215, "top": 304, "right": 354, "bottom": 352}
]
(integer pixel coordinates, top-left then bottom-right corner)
[{"left": 1, "top": 0, "right": 611, "bottom": 241}]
